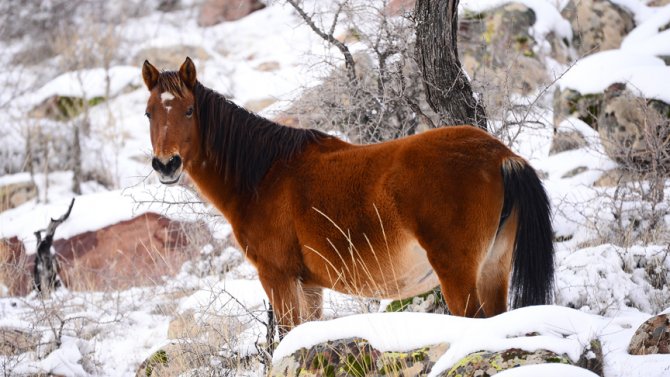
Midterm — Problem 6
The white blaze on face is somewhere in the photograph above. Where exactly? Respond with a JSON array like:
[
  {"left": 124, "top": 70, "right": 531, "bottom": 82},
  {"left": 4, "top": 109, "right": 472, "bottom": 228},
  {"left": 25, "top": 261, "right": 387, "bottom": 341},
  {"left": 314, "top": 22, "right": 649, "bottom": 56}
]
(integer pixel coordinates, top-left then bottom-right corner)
[{"left": 161, "top": 92, "right": 175, "bottom": 113}]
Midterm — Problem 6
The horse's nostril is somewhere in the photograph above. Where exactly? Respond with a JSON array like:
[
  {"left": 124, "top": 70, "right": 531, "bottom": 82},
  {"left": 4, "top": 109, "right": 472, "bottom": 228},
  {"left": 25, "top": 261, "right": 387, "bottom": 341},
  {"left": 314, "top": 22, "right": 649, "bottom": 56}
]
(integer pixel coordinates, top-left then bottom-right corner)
[
  {"left": 168, "top": 155, "right": 182, "bottom": 171},
  {"left": 153, "top": 155, "right": 182, "bottom": 176},
  {"left": 151, "top": 157, "right": 164, "bottom": 172}
]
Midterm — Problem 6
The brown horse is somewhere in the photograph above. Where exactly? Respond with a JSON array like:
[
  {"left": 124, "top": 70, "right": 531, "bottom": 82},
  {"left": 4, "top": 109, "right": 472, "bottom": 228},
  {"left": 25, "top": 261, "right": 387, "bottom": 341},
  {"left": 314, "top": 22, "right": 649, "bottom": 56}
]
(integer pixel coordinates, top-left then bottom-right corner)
[{"left": 141, "top": 57, "right": 554, "bottom": 335}]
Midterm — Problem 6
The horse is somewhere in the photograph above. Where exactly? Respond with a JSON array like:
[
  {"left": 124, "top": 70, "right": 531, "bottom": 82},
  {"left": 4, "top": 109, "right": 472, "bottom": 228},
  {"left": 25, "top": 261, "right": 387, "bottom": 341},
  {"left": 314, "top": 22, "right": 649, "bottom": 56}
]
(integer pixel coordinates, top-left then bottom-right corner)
[{"left": 141, "top": 57, "right": 554, "bottom": 336}]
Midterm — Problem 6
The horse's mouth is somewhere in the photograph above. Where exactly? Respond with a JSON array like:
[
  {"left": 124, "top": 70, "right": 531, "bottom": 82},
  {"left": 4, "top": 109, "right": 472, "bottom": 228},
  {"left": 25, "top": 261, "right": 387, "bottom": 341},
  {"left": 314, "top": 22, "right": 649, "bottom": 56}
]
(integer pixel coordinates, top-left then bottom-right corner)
[{"left": 158, "top": 172, "right": 182, "bottom": 186}]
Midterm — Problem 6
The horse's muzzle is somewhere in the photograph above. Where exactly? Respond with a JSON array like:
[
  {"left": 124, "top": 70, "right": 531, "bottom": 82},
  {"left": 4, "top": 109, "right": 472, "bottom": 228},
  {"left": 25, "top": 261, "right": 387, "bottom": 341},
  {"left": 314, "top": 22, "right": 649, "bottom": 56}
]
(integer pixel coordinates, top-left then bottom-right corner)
[{"left": 152, "top": 155, "right": 183, "bottom": 185}]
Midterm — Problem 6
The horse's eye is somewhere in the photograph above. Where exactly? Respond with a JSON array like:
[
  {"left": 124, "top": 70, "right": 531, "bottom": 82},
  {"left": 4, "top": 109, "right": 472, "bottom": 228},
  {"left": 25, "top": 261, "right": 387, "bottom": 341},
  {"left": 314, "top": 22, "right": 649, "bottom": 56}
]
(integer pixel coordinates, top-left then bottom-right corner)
[
  {"left": 145, "top": 111, "right": 151, "bottom": 120},
  {"left": 185, "top": 107, "right": 194, "bottom": 118}
]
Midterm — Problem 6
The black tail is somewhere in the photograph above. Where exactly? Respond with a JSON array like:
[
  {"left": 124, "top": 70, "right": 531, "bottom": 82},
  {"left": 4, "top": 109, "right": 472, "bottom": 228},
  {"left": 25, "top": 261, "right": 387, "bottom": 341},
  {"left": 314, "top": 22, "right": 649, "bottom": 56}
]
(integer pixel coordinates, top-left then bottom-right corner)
[{"left": 500, "top": 158, "right": 554, "bottom": 308}]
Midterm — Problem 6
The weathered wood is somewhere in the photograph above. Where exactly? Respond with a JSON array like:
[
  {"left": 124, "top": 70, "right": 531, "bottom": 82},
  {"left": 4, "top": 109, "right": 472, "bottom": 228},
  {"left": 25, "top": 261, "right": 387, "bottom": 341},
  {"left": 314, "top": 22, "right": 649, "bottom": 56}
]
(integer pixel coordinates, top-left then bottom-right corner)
[{"left": 33, "top": 198, "right": 74, "bottom": 295}]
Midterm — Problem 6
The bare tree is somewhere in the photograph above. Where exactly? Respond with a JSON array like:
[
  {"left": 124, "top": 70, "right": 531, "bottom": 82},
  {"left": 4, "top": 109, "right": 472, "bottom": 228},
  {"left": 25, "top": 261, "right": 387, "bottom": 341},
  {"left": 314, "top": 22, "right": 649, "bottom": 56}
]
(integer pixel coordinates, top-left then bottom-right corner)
[{"left": 415, "top": 0, "right": 488, "bottom": 130}]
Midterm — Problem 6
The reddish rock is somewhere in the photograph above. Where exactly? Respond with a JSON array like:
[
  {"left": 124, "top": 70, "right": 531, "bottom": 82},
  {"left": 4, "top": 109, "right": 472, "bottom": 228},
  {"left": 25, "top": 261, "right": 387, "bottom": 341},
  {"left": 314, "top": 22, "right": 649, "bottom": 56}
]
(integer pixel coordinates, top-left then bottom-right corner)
[
  {"left": 0, "top": 213, "right": 205, "bottom": 295},
  {"left": 0, "top": 237, "right": 32, "bottom": 296},
  {"left": 385, "top": 0, "right": 415, "bottom": 16},
  {"left": 198, "top": 0, "right": 265, "bottom": 27}
]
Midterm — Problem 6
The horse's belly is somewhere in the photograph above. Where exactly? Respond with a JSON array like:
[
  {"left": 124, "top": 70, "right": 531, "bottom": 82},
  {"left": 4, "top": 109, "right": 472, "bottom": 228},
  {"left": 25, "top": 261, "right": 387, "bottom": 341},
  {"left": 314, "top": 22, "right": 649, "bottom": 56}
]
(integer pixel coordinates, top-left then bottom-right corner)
[
  {"left": 303, "top": 235, "right": 440, "bottom": 299},
  {"left": 383, "top": 241, "right": 440, "bottom": 298}
]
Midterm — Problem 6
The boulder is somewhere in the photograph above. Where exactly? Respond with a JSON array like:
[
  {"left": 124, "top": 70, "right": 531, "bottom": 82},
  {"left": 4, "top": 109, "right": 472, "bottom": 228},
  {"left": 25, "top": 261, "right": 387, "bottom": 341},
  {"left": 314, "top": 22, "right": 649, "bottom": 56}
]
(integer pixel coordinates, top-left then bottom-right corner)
[
  {"left": 384, "top": 0, "right": 415, "bottom": 16},
  {"left": 548, "top": 129, "right": 588, "bottom": 155},
  {"left": 29, "top": 95, "right": 105, "bottom": 121},
  {"left": 0, "top": 213, "right": 205, "bottom": 295},
  {"left": 136, "top": 343, "right": 217, "bottom": 377},
  {"left": 244, "top": 98, "right": 277, "bottom": 113},
  {"left": 562, "top": 0, "right": 635, "bottom": 57},
  {"left": 459, "top": 3, "right": 550, "bottom": 116},
  {"left": 54, "top": 212, "right": 203, "bottom": 290},
  {"left": 198, "top": 0, "right": 265, "bottom": 27},
  {"left": 552, "top": 88, "right": 603, "bottom": 129},
  {"left": 384, "top": 286, "right": 448, "bottom": 314},
  {"left": 0, "top": 237, "right": 32, "bottom": 296},
  {"left": 628, "top": 313, "right": 670, "bottom": 355},
  {"left": 270, "top": 337, "right": 449, "bottom": 377},
  {"left": 553, "top": 83, "right": 670, "bottom": 172},
  {"left": 597, "top": 84, "right": 670, "bottom": 171},
  {"left": 0, "top": 327, "right": 40, "bottom": 356},
  {"left": 577, "top": 339, "right": 604, "bottom": 377},
  {"left": 439, "top": 348, "right": 571, "bottom": 377},
  {"left": 0, "top": 178, "right": 37, "bottom": 211}
]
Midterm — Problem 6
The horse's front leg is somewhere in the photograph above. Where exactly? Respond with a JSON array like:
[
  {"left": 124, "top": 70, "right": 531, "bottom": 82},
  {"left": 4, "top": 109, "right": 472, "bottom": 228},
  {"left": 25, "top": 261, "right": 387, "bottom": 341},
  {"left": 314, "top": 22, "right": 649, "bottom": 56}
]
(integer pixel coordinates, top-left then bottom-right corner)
[{"left": 257, "top": 266, "right": 306, "bottom": 338}]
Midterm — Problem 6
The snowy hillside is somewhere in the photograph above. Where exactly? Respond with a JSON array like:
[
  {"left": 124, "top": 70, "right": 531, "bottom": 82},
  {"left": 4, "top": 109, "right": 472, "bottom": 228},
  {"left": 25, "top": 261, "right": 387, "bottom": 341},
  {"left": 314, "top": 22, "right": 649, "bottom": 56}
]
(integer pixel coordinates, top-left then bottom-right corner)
[{"left": 1, "top": 0, "right": 669, "bottom": 376}]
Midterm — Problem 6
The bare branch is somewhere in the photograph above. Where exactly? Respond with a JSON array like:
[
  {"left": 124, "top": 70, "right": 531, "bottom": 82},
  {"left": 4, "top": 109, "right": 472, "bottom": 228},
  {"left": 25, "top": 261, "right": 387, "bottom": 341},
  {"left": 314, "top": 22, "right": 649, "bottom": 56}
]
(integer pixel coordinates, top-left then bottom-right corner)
[{"left": 286, "top": 0, "right": 357, "bottom": 83}]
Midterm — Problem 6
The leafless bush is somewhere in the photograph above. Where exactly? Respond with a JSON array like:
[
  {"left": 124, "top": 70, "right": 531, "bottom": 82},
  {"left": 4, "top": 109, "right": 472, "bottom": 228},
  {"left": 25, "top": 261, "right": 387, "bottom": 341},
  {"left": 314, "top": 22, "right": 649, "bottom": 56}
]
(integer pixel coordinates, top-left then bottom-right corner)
[{"left": 284, "top": 0, "right": 437, "bottom": 143}]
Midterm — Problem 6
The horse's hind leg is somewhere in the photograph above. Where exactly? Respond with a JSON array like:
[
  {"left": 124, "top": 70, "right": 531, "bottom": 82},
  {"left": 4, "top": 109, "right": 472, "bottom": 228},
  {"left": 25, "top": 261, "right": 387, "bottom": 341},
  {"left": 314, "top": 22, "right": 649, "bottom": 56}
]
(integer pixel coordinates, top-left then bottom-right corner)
[
  {"left": 477, "top": 210, "right": 517, "bottom": 316},
  {"left": 420, "top": 236, "right": 486, "bottom": 317}
]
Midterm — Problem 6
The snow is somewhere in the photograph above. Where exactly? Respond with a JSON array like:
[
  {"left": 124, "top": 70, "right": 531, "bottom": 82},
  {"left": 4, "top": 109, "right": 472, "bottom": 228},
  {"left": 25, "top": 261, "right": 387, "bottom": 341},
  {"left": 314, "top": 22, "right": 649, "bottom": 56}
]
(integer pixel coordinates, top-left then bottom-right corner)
[
  {"left": 273, "top": 305, "right": 665, "bottom": 377},
  {"left": 557, "top": 50, "right": 669, "bottom": 98},
  {"left": 1, "top": 1, "right": 670, "bottom": 376}
]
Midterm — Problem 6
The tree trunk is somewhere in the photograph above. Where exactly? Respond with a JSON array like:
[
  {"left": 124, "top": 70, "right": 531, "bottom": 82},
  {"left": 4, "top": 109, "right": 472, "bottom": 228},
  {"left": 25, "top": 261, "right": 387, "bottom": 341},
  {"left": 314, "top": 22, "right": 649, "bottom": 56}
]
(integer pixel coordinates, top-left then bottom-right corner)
[{"left": 415, "top": 0, "right": 488, "bottom": 131}]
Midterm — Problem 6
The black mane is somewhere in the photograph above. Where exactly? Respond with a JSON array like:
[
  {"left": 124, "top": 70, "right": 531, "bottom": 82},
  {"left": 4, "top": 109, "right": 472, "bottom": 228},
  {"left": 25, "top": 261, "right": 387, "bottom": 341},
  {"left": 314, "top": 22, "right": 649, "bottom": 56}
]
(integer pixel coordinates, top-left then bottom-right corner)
[{"left": 192, "top": 80, "right": 328, "bottom": 193}]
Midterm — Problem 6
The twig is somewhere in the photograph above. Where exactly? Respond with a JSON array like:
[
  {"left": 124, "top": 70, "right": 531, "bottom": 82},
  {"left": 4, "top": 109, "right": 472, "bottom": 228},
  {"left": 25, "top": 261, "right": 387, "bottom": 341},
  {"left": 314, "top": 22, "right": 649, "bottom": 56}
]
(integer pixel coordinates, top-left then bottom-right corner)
[{"left": 286, "top": 0, "right": 357, "bottom": 83}]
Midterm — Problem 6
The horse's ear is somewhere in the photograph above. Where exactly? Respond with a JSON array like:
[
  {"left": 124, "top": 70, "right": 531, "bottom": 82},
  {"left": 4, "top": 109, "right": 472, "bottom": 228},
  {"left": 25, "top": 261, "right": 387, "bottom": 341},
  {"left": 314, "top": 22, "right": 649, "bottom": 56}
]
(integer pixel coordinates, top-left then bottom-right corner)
[
  {"left": 142, "top": 60, "right": 160, "bottom": 90},
  {"left": 179, "top": 57, "right": 197, "bottom": 89}
]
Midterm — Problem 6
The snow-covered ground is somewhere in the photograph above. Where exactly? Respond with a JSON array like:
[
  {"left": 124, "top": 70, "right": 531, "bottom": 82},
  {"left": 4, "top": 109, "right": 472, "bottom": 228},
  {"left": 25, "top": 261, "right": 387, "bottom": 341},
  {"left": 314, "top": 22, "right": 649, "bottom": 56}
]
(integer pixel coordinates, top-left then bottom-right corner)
[{"left": 1, "top": 0, "right": 669, "bottom": 376}]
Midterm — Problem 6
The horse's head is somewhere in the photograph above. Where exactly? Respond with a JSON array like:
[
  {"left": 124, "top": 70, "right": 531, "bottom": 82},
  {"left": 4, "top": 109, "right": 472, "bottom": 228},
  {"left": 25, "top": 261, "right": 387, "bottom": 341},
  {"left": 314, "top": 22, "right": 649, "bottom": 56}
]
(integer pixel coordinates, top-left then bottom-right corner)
[{"left": 142, "top": 57, "right": 199, "bottom": 185}]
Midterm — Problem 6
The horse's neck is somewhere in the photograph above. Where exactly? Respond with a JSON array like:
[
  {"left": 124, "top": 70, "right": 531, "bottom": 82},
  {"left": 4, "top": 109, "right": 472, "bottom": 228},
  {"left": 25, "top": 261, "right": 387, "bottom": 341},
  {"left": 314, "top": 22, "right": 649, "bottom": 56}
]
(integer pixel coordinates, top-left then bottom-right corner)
[{"left": 187, "top": 158, "right": 247, "bottom": 223}]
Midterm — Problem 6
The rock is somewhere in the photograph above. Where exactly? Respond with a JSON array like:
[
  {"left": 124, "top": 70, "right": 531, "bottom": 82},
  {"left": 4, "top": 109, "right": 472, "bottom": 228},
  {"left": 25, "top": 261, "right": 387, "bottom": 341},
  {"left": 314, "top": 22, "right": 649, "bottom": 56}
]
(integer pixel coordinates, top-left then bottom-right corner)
[
  {"left": 597, "top": 84, "right": 670, "bottom": 171},
  {"left": 0, "top": 179, "right": 37, "bottom": 212},
  {"left": 1, "top": 213, "right": 206, "bottom": 295},
  {"left": 29, "top": 95, "right": 106, "bottom": 121},
  {"left": 549, "top": 129, "right": 588, "bottom": 155},
  {"left": 577, "top": 339, "right": 604, "bottom": 377},
  {"left": 0, "top": 177, "right": 37, "bottom": 212},
  {"left": 198, "top": 0, "right": 265, "bottom": 27},
  {"left": 270, "top": 337, "right": 449, "bottom": 377},
  {"left": 255, "top": 61, "right": 280, "bottom": 72},
  {"left": 384, "top": 286, "right": 449, "bottom": 314},
  {"left": 133, "top": 45, "right": 211, "bottom": 71},
  {"left": 384, "top": 0, "right": 415, "bottom": 16},
  {"left": 593, "top": 168, "right": 635, "bottom": 187},
  {"left": 54, "top": 213, "right": 203, "bottom": 290},
  {"left": 562, "top": 0, "right": 635, "bottom": 57},
  {"left": 553, "top": 83, "right": 670, "bottom": 172},
  {"left": 552, "top": 88, "right": 603, "bottom": 130},
  {"left": 460, "top": 3, "right": 550, "bottom": 117},
  {"left": 562, "top": 166, "right": 588, "bottom": 178},
  {"left": 440, "top": 348, "right": 571, "bottom": 377},
  {"left": 0, "top": 327, "right": 40, "bottom": 356},
  {"left": 136, "top": 342, "right": 217, "bottom": 377},
  {"left": 244, "top": 98, "right": 277, "bottom": 113},
  {"left": 628, "top": 313, "right": 670, "bottom": 355},
  {"left": 0, "top": 237, "right": 32, "bottom": 296}
]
